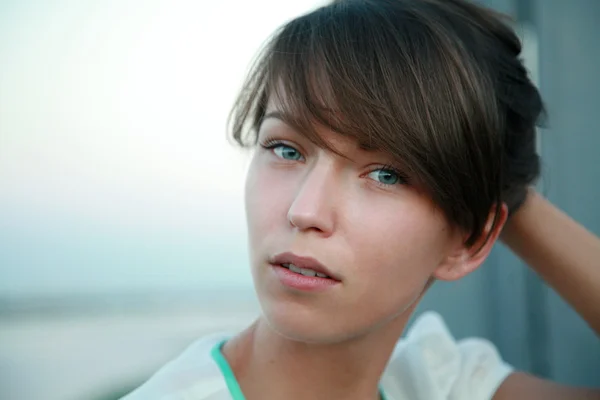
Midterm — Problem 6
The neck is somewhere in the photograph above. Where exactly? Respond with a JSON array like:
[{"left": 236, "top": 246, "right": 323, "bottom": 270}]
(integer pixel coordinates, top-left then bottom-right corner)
[{"left": 222, "top": 311, "right": 413, "bottom": 400}]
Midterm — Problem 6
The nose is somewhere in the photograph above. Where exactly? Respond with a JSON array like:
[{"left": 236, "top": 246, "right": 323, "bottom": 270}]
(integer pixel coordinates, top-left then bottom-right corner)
[{"left": 287, "top": 161, "right": 338, "bottom": 236}]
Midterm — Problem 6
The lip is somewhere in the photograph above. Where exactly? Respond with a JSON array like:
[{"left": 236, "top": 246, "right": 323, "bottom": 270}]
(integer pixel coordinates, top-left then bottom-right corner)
[
  {"left": 269, "top": 252, "right": 342, "bottom": 292},
  {"left": 271, "top": 265, "right": 340, "bottom": 292},
  {"left": 270, "top": 252, "right": 340, "bottom": 281}
]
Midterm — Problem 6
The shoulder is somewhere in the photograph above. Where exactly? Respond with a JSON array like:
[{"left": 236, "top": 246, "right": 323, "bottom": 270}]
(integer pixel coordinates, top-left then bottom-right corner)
[
  {"left": 121, "top": 332, "right": 233, "bottom": 400},
  {"left": 381, "top": 311, "right": 513, "bottom": 400}
]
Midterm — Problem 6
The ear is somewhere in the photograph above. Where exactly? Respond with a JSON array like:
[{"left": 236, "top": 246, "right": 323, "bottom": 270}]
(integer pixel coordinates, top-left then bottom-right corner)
[{"left": 433, "top": 203, "right": 509, "bottom": 281}]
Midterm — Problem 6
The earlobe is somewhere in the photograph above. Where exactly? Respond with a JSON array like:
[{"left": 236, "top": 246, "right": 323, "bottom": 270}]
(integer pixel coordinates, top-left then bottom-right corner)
[
  {"left": 433, "top": 203, "right": 509, "bottom": 282},
  {"left": 433, "top": 251, "right": 475, "bottom": 281}
]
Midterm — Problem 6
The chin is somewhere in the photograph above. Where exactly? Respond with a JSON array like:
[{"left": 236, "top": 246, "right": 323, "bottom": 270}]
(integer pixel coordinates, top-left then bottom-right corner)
[
  {"left": 263, "top": 310, "right": 347, "bottom": 344},
  {"left": 256, "top": 295, "right": 373, "bottom": 345},
  {"left": 249, "top": 269, "right": 343, "bottom": 343}
]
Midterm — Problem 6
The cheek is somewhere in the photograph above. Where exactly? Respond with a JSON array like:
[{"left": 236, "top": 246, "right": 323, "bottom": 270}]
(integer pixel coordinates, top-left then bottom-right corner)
[
  {"left": 327, "top": 197, "right": 450, "bottom": 337},
  {"left": 347, "top": 197, "right": 449, "bottom": 293}
]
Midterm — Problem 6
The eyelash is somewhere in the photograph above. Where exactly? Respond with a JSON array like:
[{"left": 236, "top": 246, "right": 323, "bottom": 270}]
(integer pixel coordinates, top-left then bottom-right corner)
[
  {"left": 260, "top": 138, "right": 288, "bottom": 150},
  {"left": 259, "top": 139, "right": 409, "bottom": 186}
]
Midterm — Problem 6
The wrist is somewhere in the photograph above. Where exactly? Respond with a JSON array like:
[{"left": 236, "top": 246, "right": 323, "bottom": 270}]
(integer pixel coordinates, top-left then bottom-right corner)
[
  {"left": 511, "top": 187, "right": 538, "bottom": 216},
  {"left": 501, "top": 188, "right": 540, "bottom": 243}
]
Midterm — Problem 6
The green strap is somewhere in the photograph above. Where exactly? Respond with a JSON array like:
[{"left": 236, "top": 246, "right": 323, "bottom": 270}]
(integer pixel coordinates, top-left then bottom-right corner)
[
  {"left": 211, "top": 340, "right": 246, "bottom": 400},
  {"left": 381, "top": 388, "right": 388, "bottom": 400},
  {"left": 211, "top": 340, "right": 388, "bottom": 400}
]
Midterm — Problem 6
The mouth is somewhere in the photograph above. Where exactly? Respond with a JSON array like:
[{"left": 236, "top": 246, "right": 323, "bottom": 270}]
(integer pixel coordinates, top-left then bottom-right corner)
[
  {"left": 270, "top": 252, "right": 340, "bottom": 281},
  {"left": 279, "top": 263, "right": 331, "bottom": 279},
  {"left": 269, "top": 252, "right": 341, "bottom": 291}
]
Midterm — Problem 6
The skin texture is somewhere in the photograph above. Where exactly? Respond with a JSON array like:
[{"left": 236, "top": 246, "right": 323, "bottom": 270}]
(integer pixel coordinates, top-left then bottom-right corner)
[{"left": 222, "top": 96, "right": 507, "bottom": 400}]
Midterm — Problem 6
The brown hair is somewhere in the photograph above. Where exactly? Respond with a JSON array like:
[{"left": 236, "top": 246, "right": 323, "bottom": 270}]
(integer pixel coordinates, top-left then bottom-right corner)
[{"left": 228, "top": 0, "right": 544, "bottom": 246}]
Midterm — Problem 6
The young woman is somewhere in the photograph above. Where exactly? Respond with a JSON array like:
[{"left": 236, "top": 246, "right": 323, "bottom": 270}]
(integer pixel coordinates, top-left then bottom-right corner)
[{"left": 123, "top": 0, "right": 600, "bottom": 399}]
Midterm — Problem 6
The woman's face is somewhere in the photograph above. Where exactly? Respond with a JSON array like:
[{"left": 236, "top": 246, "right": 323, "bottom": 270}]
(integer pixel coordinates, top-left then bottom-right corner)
[{"left": 244, "top": 98, "right": 485, "bottom": 344}]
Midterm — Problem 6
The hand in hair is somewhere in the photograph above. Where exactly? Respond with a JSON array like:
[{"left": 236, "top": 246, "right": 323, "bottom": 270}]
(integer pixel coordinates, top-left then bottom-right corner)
[
  {"left": 497, "top": 189, "right": 600, "bottom": 399},
  {"left": 502, "top": 189, "right": 600, "bottom": 336}
]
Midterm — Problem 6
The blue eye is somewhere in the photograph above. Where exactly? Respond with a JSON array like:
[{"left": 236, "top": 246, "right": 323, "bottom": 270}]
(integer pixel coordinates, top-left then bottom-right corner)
[
  {"left": 273, "top": 144, "right": 303, "bottom": 161},
  {"left": 368, "top": 168, "right": 404, "bottom": 185}
]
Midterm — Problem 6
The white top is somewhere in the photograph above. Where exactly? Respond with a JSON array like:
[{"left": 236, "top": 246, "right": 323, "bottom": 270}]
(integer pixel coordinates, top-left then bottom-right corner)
[{"left": 122, "top": 312, "right": 513, "bottom": 400}]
